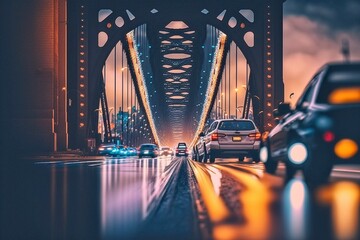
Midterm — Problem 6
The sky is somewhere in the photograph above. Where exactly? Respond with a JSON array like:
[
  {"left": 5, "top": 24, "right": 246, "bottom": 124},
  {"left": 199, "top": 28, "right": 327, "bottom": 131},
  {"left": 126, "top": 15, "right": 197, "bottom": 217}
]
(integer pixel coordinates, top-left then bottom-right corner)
[{"left": 283, "top": 0, "right": 360, "bottom": 104}]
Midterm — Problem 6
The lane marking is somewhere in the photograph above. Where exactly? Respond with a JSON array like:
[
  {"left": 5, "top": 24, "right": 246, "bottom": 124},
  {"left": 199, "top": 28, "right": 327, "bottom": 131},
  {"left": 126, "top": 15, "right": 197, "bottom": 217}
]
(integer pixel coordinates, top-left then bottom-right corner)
[
  {"left": 213, "top": 164, "right": 274, "bottom": 240},
  {"left": 189, "top": 160, "right": 231, "bottom": 223}
]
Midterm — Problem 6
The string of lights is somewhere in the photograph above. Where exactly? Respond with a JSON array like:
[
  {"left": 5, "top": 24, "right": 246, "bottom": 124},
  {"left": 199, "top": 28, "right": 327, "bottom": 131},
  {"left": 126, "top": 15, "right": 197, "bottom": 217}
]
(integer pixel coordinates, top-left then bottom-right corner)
[
  {"left": 126, "top": 31, "right": 161, "bottom": 146},
  {"left": 190, "top": 33, "right": 227, "bottom": 148}
]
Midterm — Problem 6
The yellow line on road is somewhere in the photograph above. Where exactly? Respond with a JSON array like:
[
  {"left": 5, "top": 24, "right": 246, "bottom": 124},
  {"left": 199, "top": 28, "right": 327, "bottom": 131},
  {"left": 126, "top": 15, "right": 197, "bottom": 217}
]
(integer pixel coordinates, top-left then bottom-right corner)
[
  {"left": 189, "top": 160, "right": 231, "bottom": 223},
  {"left": 213, "top": 164, "right": 274, "bottom": 240}
]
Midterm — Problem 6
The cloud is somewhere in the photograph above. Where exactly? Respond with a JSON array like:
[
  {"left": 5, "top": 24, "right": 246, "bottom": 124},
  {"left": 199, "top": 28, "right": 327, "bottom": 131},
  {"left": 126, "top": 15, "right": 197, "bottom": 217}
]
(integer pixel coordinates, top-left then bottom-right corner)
[
  {"left": 284, "top": 0, "right": 360, "bottom": 32},
  {"left": 283, "top": 15, "right": 360, "bottom": 104}
]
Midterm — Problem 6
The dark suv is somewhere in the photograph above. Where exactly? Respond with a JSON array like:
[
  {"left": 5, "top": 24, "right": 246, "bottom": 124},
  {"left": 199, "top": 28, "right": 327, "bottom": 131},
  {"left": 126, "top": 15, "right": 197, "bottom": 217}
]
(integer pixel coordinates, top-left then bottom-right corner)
[
  {"left": 260, "top": 62, "right": 360, "bottom": 186},
  {"left": 138, "top": 144, "right": 159, "bottom": 158}
]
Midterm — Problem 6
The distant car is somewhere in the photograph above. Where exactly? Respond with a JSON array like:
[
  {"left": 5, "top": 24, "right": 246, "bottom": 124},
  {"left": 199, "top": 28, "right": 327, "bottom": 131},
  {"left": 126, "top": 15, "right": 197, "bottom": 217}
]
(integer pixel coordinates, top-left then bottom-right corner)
[
  {"left": 176, "top": 142, "right": 189, "bottom": 157},
  {"left": 160, "top": 146, "right": 174, "bottom": 156},
  {"left": 116, "top": 145, "right": 127, "bottom": 156},
  {"left": 195, "top": 119, "right": 261, "bottom": 163},
  {"left": 260, "top": 62, "right": 360, "bottom": 186},
  {"left": 138, "top": 144, "right": 159, "bottom": 158},
  {"left": 97, "top": 143, "right": 118, "bottom": 156},
  {"left": 127, "top": 147, "right": 138, "bottom": 156}
]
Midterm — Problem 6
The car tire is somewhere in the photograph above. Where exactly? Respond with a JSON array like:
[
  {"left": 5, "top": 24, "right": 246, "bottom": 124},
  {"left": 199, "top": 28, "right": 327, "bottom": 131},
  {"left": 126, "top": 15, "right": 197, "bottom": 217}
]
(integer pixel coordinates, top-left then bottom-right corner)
[
  {"left": 302, "top": 149, "right": 333, "bottom": 187},
  {"left": 252, "top": 151, "right": 261, "bottom": 163},
  {"left": 238, "top": 157, "right": 244, "bottom": 162},
  {"left": 285, "top": 162, "right": 297, "bottom": 183},
  {"left": 203, "top": 151, "right": 208, "bottom": 163},
  {"left": 209, "top": 152, "right": 215, "bottom": 163},
  {"left": 262, "top": 143, "right": 278, "bottom": 174},
  {"left": 202, "top": 144, "right": 208, "bottom": 163},
  {"left": 199, "top": 153, "right": 204, "bottom": 162}
]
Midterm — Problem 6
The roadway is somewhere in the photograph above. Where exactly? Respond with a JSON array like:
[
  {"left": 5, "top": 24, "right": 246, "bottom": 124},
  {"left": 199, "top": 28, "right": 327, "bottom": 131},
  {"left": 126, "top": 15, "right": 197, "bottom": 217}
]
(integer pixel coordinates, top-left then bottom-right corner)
[{"left": 1, "top": 155, "right": 359, "bottom": 240}]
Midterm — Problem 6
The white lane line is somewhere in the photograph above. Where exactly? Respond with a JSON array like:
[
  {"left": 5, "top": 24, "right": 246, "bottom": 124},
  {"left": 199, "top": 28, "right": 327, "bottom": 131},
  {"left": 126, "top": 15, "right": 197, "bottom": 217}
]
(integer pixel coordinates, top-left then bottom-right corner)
[{"left": 333, "top": 168, "right": 360, "bottom": 174}]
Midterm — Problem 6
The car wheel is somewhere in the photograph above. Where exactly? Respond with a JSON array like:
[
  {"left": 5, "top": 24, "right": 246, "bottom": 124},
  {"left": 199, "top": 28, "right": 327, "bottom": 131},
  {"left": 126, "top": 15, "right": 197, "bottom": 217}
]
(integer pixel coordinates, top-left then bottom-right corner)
[
  {"left": 198, "top": 153, "right": 204, "bottom": 162},
  {"left": 203, "top": 151, "right": 208, "bottom": 163},
  {"left": 261, "top": 143, "right": 278, "bottom": 174},
  {"left": 201, "top": 144, "right": 208, "bottom": 163},
  {"left": 302, "top": 150, "right": 333, "bottom": 187},
  {"left": 285, "top": 162, "right": 297, "bottom": 183},
  {"left": 252, "top": 151, "right": 261, "bottom": 163},
  {"left": 209, "top": 152, "right": 215, "bottom": 163},
  {"left": 238, "top": 157, "right": 244, "bottom": 162}
]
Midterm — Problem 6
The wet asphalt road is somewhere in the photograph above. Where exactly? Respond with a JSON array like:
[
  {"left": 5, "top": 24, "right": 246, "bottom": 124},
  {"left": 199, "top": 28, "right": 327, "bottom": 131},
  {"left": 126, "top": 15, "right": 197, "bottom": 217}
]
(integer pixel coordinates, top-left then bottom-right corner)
[{"left": 1, "top": 155, "right": 360, "bottom": 240}]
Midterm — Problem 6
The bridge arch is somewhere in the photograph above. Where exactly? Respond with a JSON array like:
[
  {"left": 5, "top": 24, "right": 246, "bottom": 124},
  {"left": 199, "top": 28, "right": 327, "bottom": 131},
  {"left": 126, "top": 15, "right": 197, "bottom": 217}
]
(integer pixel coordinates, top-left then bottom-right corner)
[{"left": 69, "top": 0, "right": 284, "bottom": 148}]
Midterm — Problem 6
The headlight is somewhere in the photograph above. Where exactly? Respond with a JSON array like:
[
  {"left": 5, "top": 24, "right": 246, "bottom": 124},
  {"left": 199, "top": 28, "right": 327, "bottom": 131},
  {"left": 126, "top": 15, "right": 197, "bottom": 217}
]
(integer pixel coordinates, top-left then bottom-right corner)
[
  {"left": 288, "top": 142, "right": 308, "bottom": 164},
  {"left": 259, "top": 146, "right": 268, "bottom": 163}
]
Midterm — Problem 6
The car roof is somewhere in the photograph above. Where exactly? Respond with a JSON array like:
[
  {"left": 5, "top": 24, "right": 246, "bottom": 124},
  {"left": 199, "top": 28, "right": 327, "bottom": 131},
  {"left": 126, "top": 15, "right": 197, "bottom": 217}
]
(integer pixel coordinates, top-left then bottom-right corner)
[
  {"left": 214, "top": 119, "right": 255, "bottom": 123},
  {"left": 323, "top": 61, "right": 360, "bottom": 68}
]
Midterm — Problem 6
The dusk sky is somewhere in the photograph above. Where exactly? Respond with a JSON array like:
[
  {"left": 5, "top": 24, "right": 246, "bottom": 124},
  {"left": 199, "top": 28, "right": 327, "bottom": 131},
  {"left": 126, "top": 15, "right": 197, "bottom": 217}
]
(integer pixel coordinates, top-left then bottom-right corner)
[{"left": 283, "top": 0, "right": 360, "bottom": 104}]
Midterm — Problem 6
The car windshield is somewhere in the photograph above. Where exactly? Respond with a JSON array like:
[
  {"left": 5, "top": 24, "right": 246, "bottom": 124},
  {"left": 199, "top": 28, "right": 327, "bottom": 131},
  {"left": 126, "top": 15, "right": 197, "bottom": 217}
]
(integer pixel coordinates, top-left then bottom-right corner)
[
  {"left": 317, "top": 68, "right": 360, "bottom": 105},
  {"left": 218, "top": 120, "right": 255, "bottom": 131}
]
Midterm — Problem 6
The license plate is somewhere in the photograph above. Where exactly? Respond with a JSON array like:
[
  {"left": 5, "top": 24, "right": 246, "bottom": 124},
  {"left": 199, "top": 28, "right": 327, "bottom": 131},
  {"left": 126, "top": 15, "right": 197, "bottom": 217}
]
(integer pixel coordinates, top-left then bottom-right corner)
[
  {"left": 144, "top": 150, "right": 149, "bottom": 154},
  {"left": 232, "top": 136, "right": 242, "bottom": 141}
]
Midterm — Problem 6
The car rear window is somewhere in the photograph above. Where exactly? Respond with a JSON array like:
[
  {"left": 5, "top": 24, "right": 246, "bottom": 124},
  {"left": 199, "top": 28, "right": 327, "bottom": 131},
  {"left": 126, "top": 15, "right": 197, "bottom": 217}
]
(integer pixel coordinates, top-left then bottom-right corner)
[
  {"left": 317, "top": 68, "right": 360, "bottom": 105},
  {"left": 140, "top": 145, "right": 156, "bottom": 150},
  {"left": 218, "top": 120, "right": 255, "bottom": 131}
]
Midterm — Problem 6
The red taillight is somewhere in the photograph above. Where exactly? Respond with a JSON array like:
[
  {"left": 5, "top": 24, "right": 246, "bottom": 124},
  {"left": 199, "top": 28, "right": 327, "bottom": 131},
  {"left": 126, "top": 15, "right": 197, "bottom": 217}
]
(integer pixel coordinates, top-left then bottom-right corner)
[
  {"left": 211, "top": 133, "right": 226, "bottom": 141},
  {"left": 248, "top": 132, "right": 261, "bottom": 140},
  {"left": 323, "top": 131, "right": 335, "bottom": 142}
]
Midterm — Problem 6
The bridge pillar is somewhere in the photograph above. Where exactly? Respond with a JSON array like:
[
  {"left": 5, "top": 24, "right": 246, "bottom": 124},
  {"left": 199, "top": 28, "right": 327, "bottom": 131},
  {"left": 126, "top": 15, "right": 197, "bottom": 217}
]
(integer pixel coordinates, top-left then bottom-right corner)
[
  {"left": 261, "top": 0, "right": 285, "bottom": 132},
  {"left": 1, "top": 0, "right": 68, "bottom": 155}
]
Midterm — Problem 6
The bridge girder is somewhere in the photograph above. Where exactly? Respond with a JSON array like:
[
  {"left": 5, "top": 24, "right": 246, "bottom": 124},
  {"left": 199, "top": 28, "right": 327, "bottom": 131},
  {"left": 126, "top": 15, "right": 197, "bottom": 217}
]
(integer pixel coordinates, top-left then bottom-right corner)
[{"left": 68, "top": 0, "right": 285, "bottom": 148}]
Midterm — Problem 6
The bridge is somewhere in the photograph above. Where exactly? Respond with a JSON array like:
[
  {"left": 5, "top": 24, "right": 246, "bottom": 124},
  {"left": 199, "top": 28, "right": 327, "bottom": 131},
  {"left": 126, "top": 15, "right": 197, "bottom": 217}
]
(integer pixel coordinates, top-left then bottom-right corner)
[{"left": 2, "top": 0, "right": 285, "bottom": 153}]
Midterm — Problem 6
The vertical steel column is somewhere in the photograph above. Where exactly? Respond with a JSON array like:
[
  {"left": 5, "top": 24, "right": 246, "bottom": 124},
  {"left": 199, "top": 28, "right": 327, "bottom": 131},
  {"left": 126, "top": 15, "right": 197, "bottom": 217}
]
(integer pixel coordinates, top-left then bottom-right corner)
[
  {"left": 121, "top": 50, "right": 124, "bottom": 143},
  {"left": 114, "top": 45, "right": 117, "bottom": 141},
  {"left": 235, "top": 45, "right": 238, "bottom": 119},
  {"left": 228, "top": 44, "right": 231, "bottom": 118}
]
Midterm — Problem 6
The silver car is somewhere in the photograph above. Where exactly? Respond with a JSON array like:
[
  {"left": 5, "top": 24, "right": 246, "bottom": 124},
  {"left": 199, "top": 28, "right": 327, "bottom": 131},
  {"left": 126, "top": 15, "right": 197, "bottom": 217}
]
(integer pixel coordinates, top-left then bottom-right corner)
[{"left": 194, "top": 119, "right": 261, "bottom": 163}]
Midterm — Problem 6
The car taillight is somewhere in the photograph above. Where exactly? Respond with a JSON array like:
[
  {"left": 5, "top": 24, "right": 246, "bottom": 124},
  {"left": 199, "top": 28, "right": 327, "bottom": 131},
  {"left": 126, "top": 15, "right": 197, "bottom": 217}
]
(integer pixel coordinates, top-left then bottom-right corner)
[
  {"left": 323, "top": 131, "right": 335, "bottom": 142},
  {"left": 211, "top": 133, "right": 226, "bottom": 141},
  {"left": 248, "top": 132, "right": 261, "bottom": 140}
]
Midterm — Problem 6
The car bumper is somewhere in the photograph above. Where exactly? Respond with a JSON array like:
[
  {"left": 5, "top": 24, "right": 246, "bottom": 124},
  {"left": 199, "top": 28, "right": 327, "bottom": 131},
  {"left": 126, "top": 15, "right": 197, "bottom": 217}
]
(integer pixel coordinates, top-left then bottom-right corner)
[{"left": 206, "top": 141, "right": 260, "bottom": 157}]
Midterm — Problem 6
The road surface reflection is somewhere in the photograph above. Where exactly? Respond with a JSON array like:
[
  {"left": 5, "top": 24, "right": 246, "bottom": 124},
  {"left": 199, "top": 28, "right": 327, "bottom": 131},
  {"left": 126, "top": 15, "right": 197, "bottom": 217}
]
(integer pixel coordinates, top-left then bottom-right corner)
[{"left": 99, "top": 157, "right": 174, "bottom": 238}]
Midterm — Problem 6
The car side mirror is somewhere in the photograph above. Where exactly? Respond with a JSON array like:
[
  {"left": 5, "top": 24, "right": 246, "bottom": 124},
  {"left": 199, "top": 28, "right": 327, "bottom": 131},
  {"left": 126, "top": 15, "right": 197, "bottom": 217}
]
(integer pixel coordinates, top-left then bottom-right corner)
[
  {"left": 199, "top": 132, "right": 205, "bottom": 137},
  {"left": 273, "top": 103, "right": 291, "bottom": 117}
]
